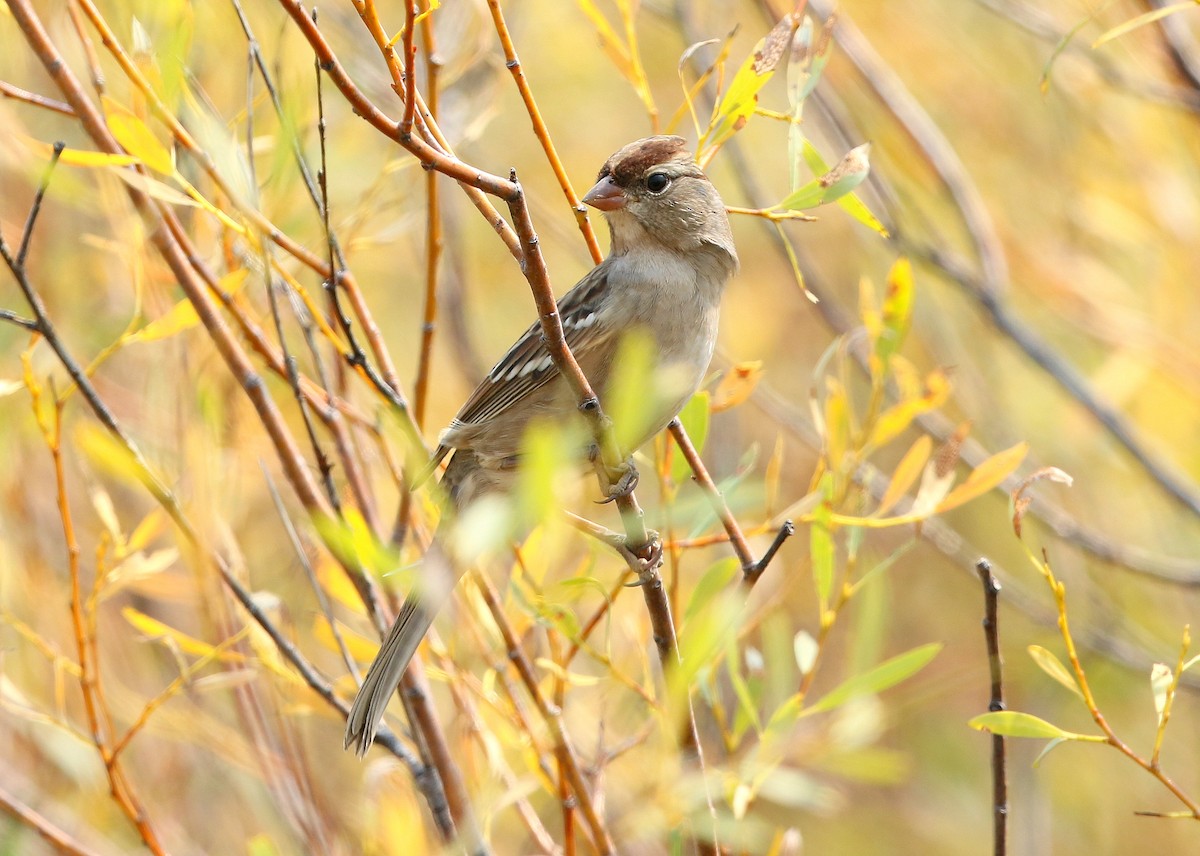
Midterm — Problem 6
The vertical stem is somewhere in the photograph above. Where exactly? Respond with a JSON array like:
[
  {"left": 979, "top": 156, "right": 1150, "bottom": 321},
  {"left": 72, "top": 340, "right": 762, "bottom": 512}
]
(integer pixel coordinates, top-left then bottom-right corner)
[{"left": 976, "top": 559, "right": 1007, "bottom": 856}]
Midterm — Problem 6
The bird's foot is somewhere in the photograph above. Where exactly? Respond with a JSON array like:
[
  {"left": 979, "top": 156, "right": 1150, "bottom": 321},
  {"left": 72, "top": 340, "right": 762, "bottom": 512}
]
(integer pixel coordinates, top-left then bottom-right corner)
[{"left": 597, "top": 457, "right": 639, "bottom": 504}]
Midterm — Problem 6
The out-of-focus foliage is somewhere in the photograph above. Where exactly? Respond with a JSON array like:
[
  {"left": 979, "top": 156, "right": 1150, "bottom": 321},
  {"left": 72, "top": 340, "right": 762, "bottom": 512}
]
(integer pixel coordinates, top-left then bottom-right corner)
[{"left": 1, "top": 1, "right": 1199, "bottom": 854}]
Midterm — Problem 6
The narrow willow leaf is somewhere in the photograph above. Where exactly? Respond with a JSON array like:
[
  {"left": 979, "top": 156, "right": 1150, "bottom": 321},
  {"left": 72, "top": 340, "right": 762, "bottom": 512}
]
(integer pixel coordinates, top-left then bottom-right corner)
[
  {"left": 803, "top": 643, "right": 942, "bottom": 716},
  {"left": 968, "top": 711, "right": 1105, "bottom": 741},
  {"left": 102, "top": 95, "right": 173, "bottom": 174},
  {"left": 877, "top": 258, "right": 913, "bottom": 369},
  {"left": 1151, "top": 662, "right": 1172, "bottom": 720},
  {"left": 671, "top": 392, "right": 710, "bottom": 483},
  {"left": 937, "top": 442, "right": 1028, "bottom": 513},
  {"left": 1027, "top": 645, "right": 1083, "bottom": 699},
  {"left": 810, "top": 475, "right": 835, "bottom": 613},
  {"left": 684, "top": 557, "right": 740, "bottom": 624},
  {"left": 877, "top": 436, "right": 932, "bottom": 517},
  {"left": 1093, "top": 2, "right": 1195, "bottom": 48}
]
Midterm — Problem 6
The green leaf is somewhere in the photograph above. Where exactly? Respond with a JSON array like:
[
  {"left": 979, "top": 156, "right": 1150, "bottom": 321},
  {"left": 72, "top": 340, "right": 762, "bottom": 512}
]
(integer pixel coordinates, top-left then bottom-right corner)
[
  {"left": 968, "top": 711, "right": 1106, "bottom": 742},
  {"left": 803, "top": 642, "right": 942, "bottom": 716},
  {"left": 671, "top": 392, "right": 710, "bottom": 483},
  {"left": 810, "top": 474, "right": 835, "bottom": 614},
  {"left": 1033, "top": 737, "right": 1069, "bottom": 767},
  {"left": 684, "top": 557, "right": 741, "bottom": 624},
  {"left": 1027, "top": 645, "right": 1083, "bottom": 699},
  {"left": 726, "top": 635, "right": 763, "bottom": 738}
]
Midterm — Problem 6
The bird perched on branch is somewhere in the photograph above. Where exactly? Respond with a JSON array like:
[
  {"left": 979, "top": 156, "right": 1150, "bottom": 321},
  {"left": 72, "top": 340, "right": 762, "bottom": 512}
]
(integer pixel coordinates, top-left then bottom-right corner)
[{"left": 344, "top": 135, "right": 738, "bottom": 756}]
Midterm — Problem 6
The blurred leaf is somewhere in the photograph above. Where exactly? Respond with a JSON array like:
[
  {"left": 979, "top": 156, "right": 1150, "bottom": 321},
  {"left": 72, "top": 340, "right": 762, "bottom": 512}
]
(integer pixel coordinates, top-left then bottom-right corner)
[
  {"left": 815, "top": 746, "right": 911, "bottom": 784},
  {"left": 803, "top": 643, "right": 941, "bottom": 716},
  {"left": 877, "top": 258, "right": 914, "bottom": 369},
  {"left": 313, "top": 616, "right": 378, "bottom": 663},
  {"left": 101, "top": 549, "right": 179, "bottom": 599},
  {"left": 726, "top": 634, "right": 763, "bottom": 739},
  {"left": 123, "top": 606, "right": 247, "bottom": 662},
  {"left": 822, "top": 377, "right": 850, "bottom": 472},
  {"left": 867, "top": 369, "right": 951, "bottom": 451},
  {"left": 711, "top": 362, "right": 764, "bottom": 413},
  {"left": 1151, "top": 662, "right": 1173, "bottom": 721},
  {"left": 130, "top": 269, "right": 249, "bottom": 342},
  {"left": 102, "top": 95, "right": 173, "bottom": 174},
  {"left": 535, "top": 657, "right": 599, "bottom": 687},
  {"left": 20, "top": 135, "right": 141, "bottom": 168},
  {"left": 852, "top": 539, "right": 916, "bottom": 593},
  {"left": 684, "top": 557, "right": 740, "bottom": 624},
  {"left": 793, "top": 630, "right": 818, "bottom": 676},
  {"left": 75, "top": 422, "right": 141, "bottom": 488},
  {"left": 1093, "top": 3, "right": 1196, "bottom": 48},
  {"left": 671, "top": 391, "right": 710, "bottom": 483},
  {"left": 110, "top": 167, "right": 198, "bottom": 207},
  {"left": 810, "top": 474, "right": 835, "bottom": 615},
  {"left": 936, "top": 442, "right": 1028, "bottom": 513},
  {"left": 969, "top": 711, "right": 1105, "bottom": 742},
  {"left": 1028, "top": 645, "right": 1083, "bottom": 699},
  {"left": 910, "top": 457, "right": 956, "bottom": 519},
  {"left": 877, "top": 436, "right": 932, "bottom": 517},
  {"left": 765, "top": 432, "right": 784, "bottom": 514},
  {"left": 1040, "top": 14, "right": 1092, "bottom": 94},
  {"left": 606, "top": 327, "right": 659, "bottom": 452},
  {"left": 246, "top": 834, "right": 280, "bottom": 856}
]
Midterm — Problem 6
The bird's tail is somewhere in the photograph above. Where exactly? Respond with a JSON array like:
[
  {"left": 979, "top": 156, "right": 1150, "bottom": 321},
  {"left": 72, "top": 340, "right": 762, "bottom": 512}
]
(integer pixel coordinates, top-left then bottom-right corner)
[{"left": 343, "top": 539, "right": 456, "bottom": 757}]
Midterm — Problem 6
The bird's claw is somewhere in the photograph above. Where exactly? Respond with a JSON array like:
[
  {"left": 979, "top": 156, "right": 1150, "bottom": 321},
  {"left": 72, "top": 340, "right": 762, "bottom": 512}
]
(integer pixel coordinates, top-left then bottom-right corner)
[
  {"left": 619, "top": 530, "right": 663, "bottom": 585},
  {"left": 597, "top": 459, "right": 639, "bottom": 504}
]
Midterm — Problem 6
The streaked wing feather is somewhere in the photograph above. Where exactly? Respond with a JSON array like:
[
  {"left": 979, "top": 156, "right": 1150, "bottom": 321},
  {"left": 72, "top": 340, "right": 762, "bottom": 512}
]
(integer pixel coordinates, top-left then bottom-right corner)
[{"left": 449, "top": 263, "right": 613, "bottom": 429}]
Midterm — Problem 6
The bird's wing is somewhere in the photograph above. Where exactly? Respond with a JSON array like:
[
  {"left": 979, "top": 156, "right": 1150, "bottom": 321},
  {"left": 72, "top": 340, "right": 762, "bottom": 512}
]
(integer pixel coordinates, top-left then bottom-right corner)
[{"left": 447, "top": 261, "right": 616, "bottom": 431}]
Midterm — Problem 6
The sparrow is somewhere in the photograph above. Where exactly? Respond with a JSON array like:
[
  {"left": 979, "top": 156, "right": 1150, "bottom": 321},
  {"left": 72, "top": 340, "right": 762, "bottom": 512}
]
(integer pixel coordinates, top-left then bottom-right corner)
[{"left": 344, "top": 135, "right": 739, "bottom": 756}]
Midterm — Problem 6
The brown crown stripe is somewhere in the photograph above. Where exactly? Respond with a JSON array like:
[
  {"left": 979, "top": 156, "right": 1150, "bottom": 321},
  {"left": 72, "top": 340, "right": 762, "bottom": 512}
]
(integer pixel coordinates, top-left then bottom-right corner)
[{"left": 600, "top": 135, "right": 692, "bottom": 185}]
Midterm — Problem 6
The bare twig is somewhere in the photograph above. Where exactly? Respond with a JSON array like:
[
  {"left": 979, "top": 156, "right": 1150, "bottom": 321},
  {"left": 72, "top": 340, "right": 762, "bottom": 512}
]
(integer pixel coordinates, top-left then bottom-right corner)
[
  {"left": 976, "top": 559, "right": 1008, "bottom": 856},
  {"left": 0, "top": 784, "right": 106, "bottom": 856}
]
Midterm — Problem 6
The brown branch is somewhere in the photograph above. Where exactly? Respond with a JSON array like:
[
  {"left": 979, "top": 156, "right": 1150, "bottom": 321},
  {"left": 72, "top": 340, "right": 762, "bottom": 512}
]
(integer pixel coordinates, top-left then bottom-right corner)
[
  {"left": 0, "top": 80, "right": 74, "bottom": 116},
  {"left": 472, "top": 569, "right": 616, "bottom": 854},
  {"left": 486, "top": 0, "right": 604, "bottom": 265},
  {"left": 0, "top": 784, "right": 106, "bottom": 856},
  {"left": 976, "top": 559, "right": 1008, "bottom": 856}
]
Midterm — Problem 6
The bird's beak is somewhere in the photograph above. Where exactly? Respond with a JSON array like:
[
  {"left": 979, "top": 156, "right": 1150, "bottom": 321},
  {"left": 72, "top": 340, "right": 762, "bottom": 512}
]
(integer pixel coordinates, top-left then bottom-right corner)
[{"left": 582, "top": 175, "right": 626, "bottom": 212}]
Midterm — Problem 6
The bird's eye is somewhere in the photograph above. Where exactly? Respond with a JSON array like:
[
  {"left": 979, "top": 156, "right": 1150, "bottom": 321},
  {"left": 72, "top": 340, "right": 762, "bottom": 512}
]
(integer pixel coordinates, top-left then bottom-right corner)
[{"left": 646, "top": 172, "right": 670, "bottom": 194}]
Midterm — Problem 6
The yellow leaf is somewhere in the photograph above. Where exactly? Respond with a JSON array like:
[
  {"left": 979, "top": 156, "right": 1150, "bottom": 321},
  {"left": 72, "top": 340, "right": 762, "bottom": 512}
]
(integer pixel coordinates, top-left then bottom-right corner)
[
  {"left": 0, "top": 379, "right": 24, "bottom": 398},
  {"left": 936, "top": 442, "right": 1028, "bottom": 513},
  {"left": 130, "top": 269, "right": 249, "bottom": 342},
  {"left": 868, "top": 369, "right": 951, "bottom": 450},
  {"left": 123, "top": 606, "right": 248, "bottom": 661},
  {"left": 1093, "top": 2, "right": 1195, "bottom": 48},
  {"left": 110, "top": 167, "right": 197, "bottom": 207},
  {"left": 102, "top": 96, "right": 173, "bottom": 174},
  {"left": 313, "top": 616, "right": 379, "bottom": 663},
  {"left": 711, "top": 361, "right": 765, "bottom": 412},
  {"left": 823, "top": 378, "right": 850, "bottom": 472},
  {"left": 21, "top": 135, "right": 141, "bottom": 168},
  {"left": 877, "top": 435, "right": 932, "bottom": 517}
]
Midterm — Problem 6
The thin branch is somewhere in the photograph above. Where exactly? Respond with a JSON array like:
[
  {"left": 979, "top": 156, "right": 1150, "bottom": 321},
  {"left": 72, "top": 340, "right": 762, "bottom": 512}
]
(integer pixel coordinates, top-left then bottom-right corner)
[
  {"left": 977, "top": 559, "right": 1008, "bottom": 856},
  {"left": 0, "top": 80, "right": 74, "bottom": 115},
  {"left": 0, "top": 784, "right": 106, "bottom": 856},
  {"left": 472, "top": 569, "right": 617, "bottom": 854},
  {"left": 486, "top": 0, "right": 604, "bottom": 264}
]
